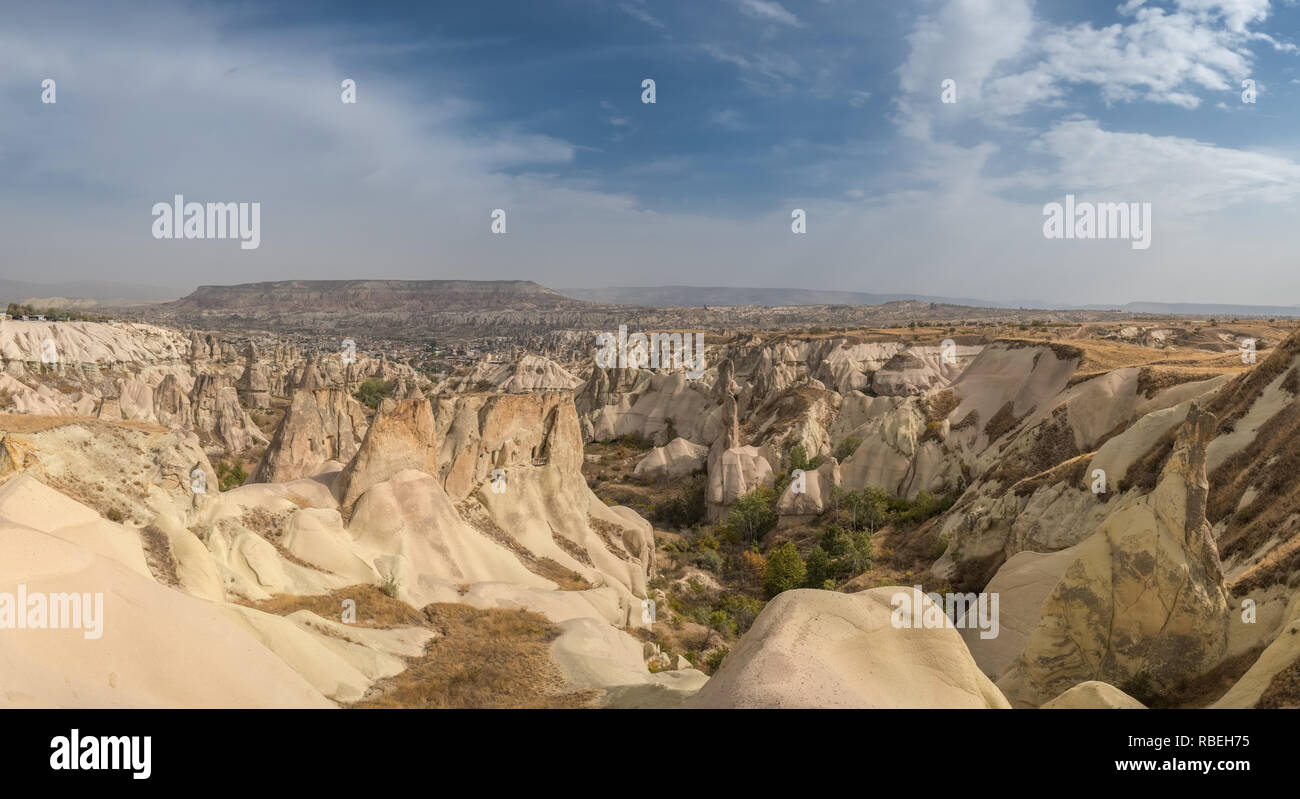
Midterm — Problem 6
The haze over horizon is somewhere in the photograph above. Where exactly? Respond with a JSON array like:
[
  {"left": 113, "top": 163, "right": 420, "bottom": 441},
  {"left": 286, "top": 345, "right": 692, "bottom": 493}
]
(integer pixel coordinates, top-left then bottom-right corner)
[{"left": 4, "top": 0, "right": 1300, "bottom": 306}]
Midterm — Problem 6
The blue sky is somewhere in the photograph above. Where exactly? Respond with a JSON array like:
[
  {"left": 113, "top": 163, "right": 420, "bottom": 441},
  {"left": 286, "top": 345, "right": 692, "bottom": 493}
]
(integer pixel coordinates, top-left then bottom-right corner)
[{"left": 3, "top": 0, "right": 1300, "bottom": 305}]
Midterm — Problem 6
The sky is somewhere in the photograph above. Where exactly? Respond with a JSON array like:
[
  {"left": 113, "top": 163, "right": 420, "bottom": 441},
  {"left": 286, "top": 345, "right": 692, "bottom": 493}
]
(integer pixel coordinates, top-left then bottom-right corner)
[{"left": 3, "top": 0, "right": 1300, "bottom": 305}]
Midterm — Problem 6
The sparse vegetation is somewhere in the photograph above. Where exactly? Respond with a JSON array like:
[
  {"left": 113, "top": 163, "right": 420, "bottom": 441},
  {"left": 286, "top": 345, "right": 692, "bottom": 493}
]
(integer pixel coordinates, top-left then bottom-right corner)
[
  {"left": 763, "top": 540, "right": 806, "bottom": 598},
  {"left": 720, "top": 486, "right": 778, "bottom": 542},
  {"left": 353, "top": 377, "right": 395, "bottom": 409},
  {"left": 215, "top": 460, "right": 248, "bottom": 491},
  {"left": 833, "top": 435, "right": 863, "bottom": 462}
]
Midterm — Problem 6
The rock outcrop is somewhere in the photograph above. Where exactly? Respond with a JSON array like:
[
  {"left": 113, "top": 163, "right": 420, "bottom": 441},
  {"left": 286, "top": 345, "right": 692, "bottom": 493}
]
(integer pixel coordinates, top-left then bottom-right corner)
[
  {"left": 689, "top": 588, "right": 1010, "bottom": 708},
  {"left": 997, "top": 405, "right": 1230, "bottom": 707},
  {"left": 252, "top": 388, "right": 368, "bottom": 484},
  {"left": 334, "top": 396, "right": 440, "bottom": 509}
]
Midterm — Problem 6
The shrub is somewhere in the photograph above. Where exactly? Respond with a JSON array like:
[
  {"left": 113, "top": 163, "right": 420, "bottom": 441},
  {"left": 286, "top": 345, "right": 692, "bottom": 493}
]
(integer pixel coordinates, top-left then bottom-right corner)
[
  {"left": 718, "top": 593, "right": 763, "bottom": 634},
  {"left": 820, "top": 524, "right": 873, "bottom": 577},
  {"left": 833, "top": 435, "right": 863, "bottom": 462},
  {"left": 738, "top": 550, "right": 766, "bottom": 593},
  {"left": 707, "top": 610, "right": 737, "bottom": 639},
  {"left": 722, "top": 486, "right": 778, "bottom": 542},
  {"left": 763, "top": 541, "right": 807, "bottom": 599},
  {"left": 705, "top": 646, "right": 729, "bottom": 671},
  {"left": 215, "top": 460, "right": 248, "bottom": 491},
  {"left": 688, "top": 548, "right": 723, "bottom": 572},
  {"left": 354, "top": 378, "right": 394, "bottom": 409},
  {"left": 789, "top": 444, "right": 822, "bottom": 473},
  {"left": 804, "top": 545, "right": 832, "bottom": 587},
  {"left": 650, "top": 472, "right": 707, "bottom": 529},
  {"left": 613, "top": 432, "right": 654, "bottom": 450}
]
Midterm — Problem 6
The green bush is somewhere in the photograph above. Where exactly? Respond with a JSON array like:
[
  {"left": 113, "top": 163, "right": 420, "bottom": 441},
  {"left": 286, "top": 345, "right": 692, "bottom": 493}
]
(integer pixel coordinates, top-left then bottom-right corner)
[
  {"left": 722, "top": 486, "right": 778, "bottom": 542},
  {"left": 763, "top": 541, "right": 807, "bottom": 599},
  {"left": 705, "top": 646, "right": 729, "bottom": 671},
  {"left": 819, "top": 524, "right": 873, "bottom": 577},
  {"left": 833, "top": 435, "right": 863, "bottom": 462},
  {"left": 804, "top": 545, "right": 832, "bottom": 587},
  {"left": 689, "top": 549, "right": 723, "bottom": 572},
  {"left": 707, "top": 610, "right": 737, "bottom": 639},
  {"left": 718, "top": 593, "right": 763, "bottom": 634},
  {"left": 353, "top": 378, "right": 394, "bottom": 409},
  {"left": 650, "top": 472, "right": 707, "bottom": 529},
  {"left": 215, "top": 460, "right": 248, "bottom": 491},
  {"left": 789, "top": 444, "right": 822, "bottom": 473}
]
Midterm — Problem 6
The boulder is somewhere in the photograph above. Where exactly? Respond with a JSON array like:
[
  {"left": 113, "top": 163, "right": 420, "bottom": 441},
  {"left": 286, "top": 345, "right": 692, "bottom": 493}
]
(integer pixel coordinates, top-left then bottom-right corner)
[{"left": 689, "top": 588, "right": 1010, "bottom": 708}]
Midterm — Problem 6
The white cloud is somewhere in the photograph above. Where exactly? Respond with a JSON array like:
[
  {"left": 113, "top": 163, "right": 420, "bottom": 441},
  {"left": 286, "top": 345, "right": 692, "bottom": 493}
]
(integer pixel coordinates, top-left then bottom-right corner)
[
  {"left": 897, "top": 0, "right": 1278, "bottom": 133},
  {"left": 619, "top": 1, "right": 667, "bottom": 30},
  {"left": 735, "top": 0, "right": 801, "bottom": 27}
]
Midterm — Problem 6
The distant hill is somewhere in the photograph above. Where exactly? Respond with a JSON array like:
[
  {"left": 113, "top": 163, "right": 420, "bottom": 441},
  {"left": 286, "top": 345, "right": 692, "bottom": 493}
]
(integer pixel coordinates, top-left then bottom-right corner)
[
  {"left": 171, "top": 280, "right": 591, "bottom": 312},
  {"left": 1093, "top": 301, "right": 1300, "bottom": 318},
  {"left": 558, "top": 285, "right": 1004, "bottom": 308},
  {"left": 0, "top": 279, "right": 186, "bottom": 304}
]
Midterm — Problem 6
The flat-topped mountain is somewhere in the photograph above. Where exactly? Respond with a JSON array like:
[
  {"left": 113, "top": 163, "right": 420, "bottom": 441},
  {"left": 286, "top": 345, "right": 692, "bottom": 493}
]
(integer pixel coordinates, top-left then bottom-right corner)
[{"left": 173, "top": 280, "right": 591, "bottom": 312}]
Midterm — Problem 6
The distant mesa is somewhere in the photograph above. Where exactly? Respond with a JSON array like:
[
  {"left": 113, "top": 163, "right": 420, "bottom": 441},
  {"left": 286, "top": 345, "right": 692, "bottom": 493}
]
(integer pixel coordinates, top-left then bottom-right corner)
[{"left": 170, "top": 280, "right": 593, "bottom": 313}]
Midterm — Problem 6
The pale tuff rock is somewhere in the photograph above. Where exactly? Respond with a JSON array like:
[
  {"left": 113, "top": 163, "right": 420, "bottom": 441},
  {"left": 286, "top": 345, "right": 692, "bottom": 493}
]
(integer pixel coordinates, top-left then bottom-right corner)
[
  {"left": 1041, "top": 681, "right": 1147, "bottom": 709},
  {"left": 689, "top": 588, "right": 1011, "bottom": 708},
  {"left": 0, "top": 474, "right": 151, "bottom": 578},
  {"left": 775, "top": 459, "right": 840, "bottom": 517},
  {"left": 584, "top": 370, "right": 716, "bottom": 445},
  {"left": 633, "top": 436, "right": 708, "bottom": 481},
  {"left": 189, "top": 372, "right": 267, "bottom": 454},
  {"left": 0, "top": 415, "right": 217, "bottom": 531},
  {"left": 252, "top": 388, "right": 367, "bottom": 484},
  {"left": 550, "top": 617, "right": 708, "bottom": 708},
  {"left": 424, "top": 392, "right": 655, "bottom": 614},
  {"left": 931, "top": 362, "right": 1228, "bottom": 586},
  {"left": 1214, "top": 592, "right": 1300, "bottom": 708},
  {"left": 0, "top": 522, "right": 333, "bottom": 708},
  {"left": 347, "top": 470, "right": 550, "bottom": 597},
  {"left": 433, "top": 392, "right": 587, "bottom": 501},
  {"left": 334, "top": 396, "right": 439, "bottom": 510},
  {"left": 438, "top": 353, "right": 581, "bottom": 393},
  {"left": 744, "top": 383, "right": 841, "bottom": 462},
  {"left": 997, "top": 406, "right": 1230, "bottom": 707},
  {"left": 236, "top": 342, "right": 272, "bottom": 408},
  {"left": 0, "top": 320, "right": 189, "bottom": 367},
  {"left": 152, "top": 373, "right": 191, "bottom": 427},
  {"left": 116, "top": 378, "right": 155, "bottom": 422},
  {"left": 705, "top": 381, "right": 775, "bottom": 520},
  {"left": 870, "top": 344, "right": 978, "bottom": 397},
  {"left": 960, "top": 545, "right": 1080, "bottom": 679}
]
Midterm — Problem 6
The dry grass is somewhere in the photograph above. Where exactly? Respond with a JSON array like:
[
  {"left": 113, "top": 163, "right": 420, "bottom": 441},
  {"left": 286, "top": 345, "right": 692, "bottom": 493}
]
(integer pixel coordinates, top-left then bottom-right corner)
[
  {"left": 244, "top": 589, "right": 596, "bottom": 708},
  {"left": 245, "top": 585, "right": 429, "bottom": 628},
  {"left": 138, "top": 524, "right": 180, "bottom": 587},
  {"left": 354, "top": 603, "right": 597, "bottom": 709},
  {"left": 1256, "top": 646, "right": 1300, "bottom": 709}
]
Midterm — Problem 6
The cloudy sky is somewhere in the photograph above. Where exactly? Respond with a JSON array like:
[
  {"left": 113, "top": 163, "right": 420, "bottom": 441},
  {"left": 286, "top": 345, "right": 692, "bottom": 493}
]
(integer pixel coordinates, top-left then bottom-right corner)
[{"left": 3, "top": 0, "right": 1300, "bottom": 305}]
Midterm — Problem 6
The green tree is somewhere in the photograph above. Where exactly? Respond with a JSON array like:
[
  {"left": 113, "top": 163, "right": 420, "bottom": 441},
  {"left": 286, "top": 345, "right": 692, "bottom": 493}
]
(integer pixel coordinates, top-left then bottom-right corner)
[
  {"left": 353, "top": 378, "right": 394, "bottom": 409},
  {"left": 763, "top": 541, "right": 807, "bottom": 599},
  {"left": 723, "top": 486, "right": 778, "bottom": 542},
  {"left": 789, "top": 444, "right": 822, "bottom": 473},
  {"left": 804, "top": 545, "right": 832, "bottom": 588}
]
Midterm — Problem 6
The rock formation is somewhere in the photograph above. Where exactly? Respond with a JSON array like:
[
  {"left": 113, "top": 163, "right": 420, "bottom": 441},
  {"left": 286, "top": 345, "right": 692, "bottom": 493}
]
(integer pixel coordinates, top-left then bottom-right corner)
[{"left": 997, "top": 405, "right": 1230, "bottom": 707}]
